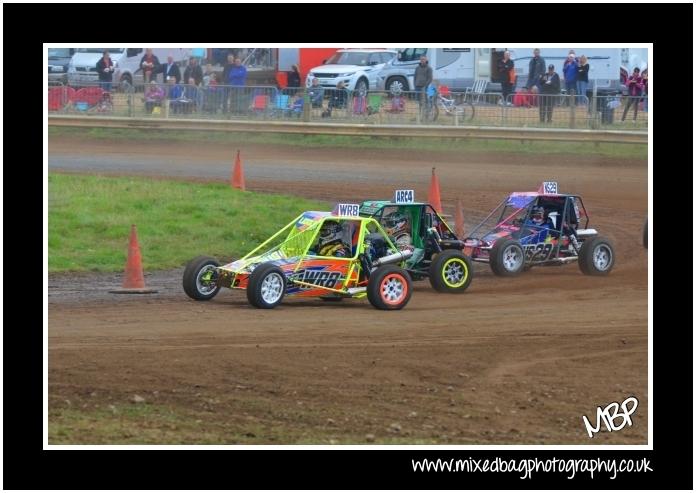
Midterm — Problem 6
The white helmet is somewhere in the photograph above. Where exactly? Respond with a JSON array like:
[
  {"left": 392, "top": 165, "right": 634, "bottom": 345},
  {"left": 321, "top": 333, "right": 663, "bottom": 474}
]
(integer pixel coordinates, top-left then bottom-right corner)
[{"left": 319, "top": 220, "right": 343, "bottom": 245}]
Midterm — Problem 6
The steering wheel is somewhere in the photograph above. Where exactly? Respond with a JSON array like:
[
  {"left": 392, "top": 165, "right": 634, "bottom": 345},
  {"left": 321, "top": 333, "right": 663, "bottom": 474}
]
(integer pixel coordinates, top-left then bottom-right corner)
[{"left": 512, "top": 217, "right": 524, "bottom": 227}]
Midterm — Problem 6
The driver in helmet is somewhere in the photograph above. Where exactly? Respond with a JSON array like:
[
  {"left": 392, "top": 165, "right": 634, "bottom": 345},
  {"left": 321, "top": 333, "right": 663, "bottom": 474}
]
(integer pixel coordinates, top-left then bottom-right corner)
[
  {"left": 313, "top": 220, "right": 350, "bottom": 257},
  {"left": 384, "top": 211, "right": 412, "bottom": 250},
  {"left": 521, "top": 205, "right": 552, "bottom": 244},
  {"left": 381, "top": 210, "right": 424, "bottom": 268}
]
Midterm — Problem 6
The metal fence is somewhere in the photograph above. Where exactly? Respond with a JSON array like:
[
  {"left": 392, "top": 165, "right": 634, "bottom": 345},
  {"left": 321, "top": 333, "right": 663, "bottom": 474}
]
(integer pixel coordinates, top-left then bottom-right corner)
[{"left": 47, "top": 81, "right": 648, "bottom": 130}]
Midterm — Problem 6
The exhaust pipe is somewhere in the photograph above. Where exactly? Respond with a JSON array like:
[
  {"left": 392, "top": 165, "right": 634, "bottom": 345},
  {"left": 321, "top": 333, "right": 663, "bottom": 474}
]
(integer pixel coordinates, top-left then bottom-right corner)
[{"left": 373, "top": 248, "right": 413, "bottom": 267}]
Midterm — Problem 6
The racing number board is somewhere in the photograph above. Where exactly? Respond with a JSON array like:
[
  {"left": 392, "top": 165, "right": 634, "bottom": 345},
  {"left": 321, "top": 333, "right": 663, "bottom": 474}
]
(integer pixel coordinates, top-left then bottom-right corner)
[{"left": 394, "top": 190, "right": 415, "bottom": 204}]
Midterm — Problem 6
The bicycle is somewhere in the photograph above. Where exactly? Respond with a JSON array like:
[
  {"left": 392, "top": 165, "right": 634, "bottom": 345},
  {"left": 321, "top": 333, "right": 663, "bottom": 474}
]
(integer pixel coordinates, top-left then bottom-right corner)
[{"left": 425, "top": 91, "right": 475, "bottom": 122}]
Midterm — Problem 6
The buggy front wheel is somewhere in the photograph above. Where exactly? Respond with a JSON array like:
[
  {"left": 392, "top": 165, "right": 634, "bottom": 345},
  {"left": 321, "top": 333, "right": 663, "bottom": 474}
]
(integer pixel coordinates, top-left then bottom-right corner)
[
  {"left": 429, "top": 250, "right": 473, "bottom": 293},
  {"left": 578, "top": 236, "right": 615, "bottom": 276}
]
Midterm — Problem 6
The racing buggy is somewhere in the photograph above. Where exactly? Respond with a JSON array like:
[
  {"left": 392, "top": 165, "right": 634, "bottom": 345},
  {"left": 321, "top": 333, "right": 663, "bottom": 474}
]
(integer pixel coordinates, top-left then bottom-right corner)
[
  {"left": 462, "top": 182, "right": 615, "bottom": 276},
  {"left": 183, "top": 206, "right": 414, "bottom": 310},
  {"left": 359, "top": 190, "right": 473, "bottom": 293}
]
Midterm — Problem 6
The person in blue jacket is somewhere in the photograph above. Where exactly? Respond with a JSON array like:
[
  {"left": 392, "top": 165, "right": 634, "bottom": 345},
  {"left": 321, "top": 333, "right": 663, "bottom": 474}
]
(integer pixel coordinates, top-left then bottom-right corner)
[
  {"left": 562, "top": 52, "right": 579, "bottom": 97},
  {"left": 520, "top": 206, "right": 552, "bottom": 245},
  {"left": 228, "top": 57, "right": 248, "bottom": 113}
]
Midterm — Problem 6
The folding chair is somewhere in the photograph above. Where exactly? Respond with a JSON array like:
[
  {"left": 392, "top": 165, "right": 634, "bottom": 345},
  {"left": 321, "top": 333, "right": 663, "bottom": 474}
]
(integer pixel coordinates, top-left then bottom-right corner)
[
  {"left": 352, "top": 95, "right": 367, "bottom": 115},
  {"left": 251, "top": 94, "right": 269, "bottom": 115},
  {"left": 464, "top": 78, "right": 488, "bottom": 104},
  {"left": 270, "top": 94, "right": 290, "bottom": 117},
  {"left": 366, "top": 93, "right": 383, "bottom": 115}
]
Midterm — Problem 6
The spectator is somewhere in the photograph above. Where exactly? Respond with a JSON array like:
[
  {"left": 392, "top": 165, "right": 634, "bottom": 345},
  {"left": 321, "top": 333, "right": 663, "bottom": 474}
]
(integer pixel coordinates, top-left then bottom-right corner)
[
  {"left": 497, "top": 50, "right": 515, "bottom": 106},
  {"left": 307, "top": 77, "right": 324, "bottom": 108},
  {"left": 228, "top": 57, "right": 248, "bottom": 113},
  {"left": 140, "top": 48, "right": 160, "bottom": 84},
  {"left": 221, "top": 54, "right": 235, "bottom": 86},
  {"left": 576, "top": 55, "right": 590, "bottom": 104},
  {"left": 414, "top": 55, "right": 433, "bottom": 114},
  {"left": 162, "top": 56, "right": 181, "bottom": 84},
  {"left": 621, "top": 67, "right": 644, "bottom": 122},
  {"left": 323, "top": 81, "right": 348, "bottom": 117},
  {"left": 183, "top": 77, "right": 199, "bottom": 113},
  {"left": 538, "top": 64, "right": 561, "bottom": 123},
  {"left": 289, "top": 93, "right": 304, "bottom": 117},
  {"left": 166, "top": 77, "right": 184, "bottom": 113},
  {"left": 287, "top": 64, "right": 302, "bottom": 94},
  {"left": 228, "top": 57, "right": 248, "bottom": 86},
  {"left": 202, "top": 73, "right": 221, "bottom": 113},
  {"left": 169, "top": 77, "right": 197, "bottom": 114},
  {"left": 221, "top": 54, "right": 235, "bottom": 113},
  {"left": 183, "top": 57, "right": 203, "bottom": 87},
  {"left": 143, "top": 81, "right": 164, "bottom": 114},
  {"left": 96, "top": 50, "right": 114, "bottom": 92},
  {"left": 563, "top": 52, "right": 579, "bottom": 97},
  {"left": 526, "top": 48, "right": 546, "bottom": 90},
  {"left": 641, "top": 68, "right": 648, "bottom": 112},
  {"left": 203, "top": 64, "right": 215, "bottom": 86}
]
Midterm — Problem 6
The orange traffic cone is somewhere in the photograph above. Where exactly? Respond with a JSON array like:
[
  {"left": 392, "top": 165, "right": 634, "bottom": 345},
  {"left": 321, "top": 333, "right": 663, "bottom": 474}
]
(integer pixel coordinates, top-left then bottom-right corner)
[
  {"left": 231, "top": 149, "right": 245, "bottom": 191},
  {"left": 428, "top": 167, "right": 442, "bottom": 213},
  {"left": 110, "top": 224, "right": 158, "bottom": 294},
  {"left": 455, "top": 197, "right": 465, "bottom": 238}
]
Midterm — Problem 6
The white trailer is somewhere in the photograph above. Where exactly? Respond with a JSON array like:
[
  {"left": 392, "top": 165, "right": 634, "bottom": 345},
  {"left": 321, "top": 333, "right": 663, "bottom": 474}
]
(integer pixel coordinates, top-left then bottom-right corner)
[{"left": 377, "top": 47, "right": 627, "bottom": 95}]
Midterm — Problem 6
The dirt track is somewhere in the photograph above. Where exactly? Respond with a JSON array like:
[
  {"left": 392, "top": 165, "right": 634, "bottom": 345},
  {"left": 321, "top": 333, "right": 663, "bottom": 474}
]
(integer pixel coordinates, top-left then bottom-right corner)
[{"left": 48, "top": 136, "right": 648, "bottom": 444}]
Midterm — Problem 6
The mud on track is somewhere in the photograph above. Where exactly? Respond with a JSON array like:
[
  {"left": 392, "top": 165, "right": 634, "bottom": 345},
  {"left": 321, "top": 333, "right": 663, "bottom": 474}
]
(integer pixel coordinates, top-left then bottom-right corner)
[{"left": 48, "top": 136, "right": 648, "bottom": 444}]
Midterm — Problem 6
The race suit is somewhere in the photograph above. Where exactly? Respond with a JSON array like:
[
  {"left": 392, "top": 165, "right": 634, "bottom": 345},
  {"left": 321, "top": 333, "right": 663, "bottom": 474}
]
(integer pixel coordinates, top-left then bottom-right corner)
[
  {"left": 394, "top": 233, "right": 424, "bottom": 268},
  {"left": 519, "top": 220, "right": 552, "bottom": 245}
]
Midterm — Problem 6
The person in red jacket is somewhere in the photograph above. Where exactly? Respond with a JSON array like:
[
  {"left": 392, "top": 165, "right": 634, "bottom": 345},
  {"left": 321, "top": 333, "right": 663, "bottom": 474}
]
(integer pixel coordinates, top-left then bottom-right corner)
[{"left": 621, "top": 67, "right": 644, "bottom": 122}]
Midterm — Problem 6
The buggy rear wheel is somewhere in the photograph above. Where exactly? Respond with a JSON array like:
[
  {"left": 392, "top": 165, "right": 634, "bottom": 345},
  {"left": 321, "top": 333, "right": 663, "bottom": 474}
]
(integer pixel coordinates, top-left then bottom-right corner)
[
  {"left": 429, "top": 250, "right": 473, "bottom": 293},
  {"left": 367, "top": 265, "right": 412, "bottom": 310},
  {"left": 183, "top": 256, "right": 221, "bottom": 300}
]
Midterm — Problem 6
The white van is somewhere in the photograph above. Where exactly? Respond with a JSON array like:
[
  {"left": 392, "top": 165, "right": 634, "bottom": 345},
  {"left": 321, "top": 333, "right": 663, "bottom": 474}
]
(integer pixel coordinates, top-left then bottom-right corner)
[
  {"left": 377, "top": 47, "right": 626, "bottom": 96},
  {"left": 68, "top": 48, "right": 192, "bottom": 87}
]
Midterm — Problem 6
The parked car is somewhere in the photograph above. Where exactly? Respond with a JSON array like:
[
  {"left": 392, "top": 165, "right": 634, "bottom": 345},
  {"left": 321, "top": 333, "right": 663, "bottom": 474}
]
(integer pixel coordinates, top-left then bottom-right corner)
[
  {"left": 305, "top": 49, "right": 397, "bottom": 95},
  {"left": 68, "top": 48, "right": 192, "bottom": 88},
  {"left": 48, "top": 48, "right": 75, "bottom": 84}
]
